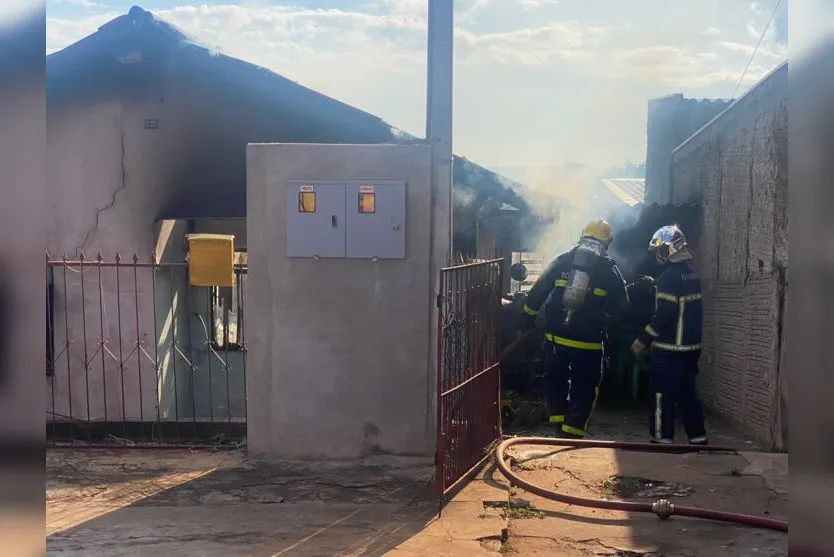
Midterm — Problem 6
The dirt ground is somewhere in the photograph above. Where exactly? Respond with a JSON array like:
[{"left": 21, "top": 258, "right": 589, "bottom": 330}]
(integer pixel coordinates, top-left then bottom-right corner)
[{"left": 46, "top": 408, "right": 788, "bottom": 556}]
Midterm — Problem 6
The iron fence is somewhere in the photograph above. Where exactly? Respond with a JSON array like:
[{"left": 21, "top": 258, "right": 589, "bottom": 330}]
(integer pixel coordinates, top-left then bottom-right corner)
[
  {"left": 436, "top": 258, "right": 503, "bottom": 499},
  {"left": 46, "top": 251, "right": 248, "bottom": 447}
]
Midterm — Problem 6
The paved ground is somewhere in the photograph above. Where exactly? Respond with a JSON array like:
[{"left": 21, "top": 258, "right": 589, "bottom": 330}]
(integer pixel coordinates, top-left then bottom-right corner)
[
  {"left": 47, "top": 450, "right": 439, "bottom": 556},
  {"left": 46, "top": 408, "right": 788, "bottom": 556}
]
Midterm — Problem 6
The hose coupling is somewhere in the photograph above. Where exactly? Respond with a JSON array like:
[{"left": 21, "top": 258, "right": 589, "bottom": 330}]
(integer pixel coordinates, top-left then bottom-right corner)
[{"left": 652, "top": 499, "right": 675, "bottom": 520}]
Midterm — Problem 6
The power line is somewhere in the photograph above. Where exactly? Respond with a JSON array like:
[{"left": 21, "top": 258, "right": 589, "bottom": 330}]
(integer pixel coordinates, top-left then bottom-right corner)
[{"left": 732, "top": 0, "right": 782, "bottom": 99}]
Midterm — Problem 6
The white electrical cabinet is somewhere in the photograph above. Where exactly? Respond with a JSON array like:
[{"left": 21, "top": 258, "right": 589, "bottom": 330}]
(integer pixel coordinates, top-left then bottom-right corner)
[{"left": 286, "top": 180, "right": 406, "bottom": 260}]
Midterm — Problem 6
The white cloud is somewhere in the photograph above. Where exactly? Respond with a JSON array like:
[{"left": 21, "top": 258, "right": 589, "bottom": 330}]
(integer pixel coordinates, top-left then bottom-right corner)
[
  {"left": 455, "top": 21, "right": 602, "bottom": 65},
  {"left": 615, "top": 45, "right": 770, "bottom": 87},
  {"left": 749, "top": 1, "right": 767, "bottom": 16},
  {"left": 45, "top": 1, "right": 788, "bottom": 168},
  {"left": 517, "top": 0, "right": 558, "bottom": 10},
  {"left": 52, "top": 0, "right": 101, "bottom": 7},
  {"left": 718, "top": 40, "right": 785, "bottom": 59}
]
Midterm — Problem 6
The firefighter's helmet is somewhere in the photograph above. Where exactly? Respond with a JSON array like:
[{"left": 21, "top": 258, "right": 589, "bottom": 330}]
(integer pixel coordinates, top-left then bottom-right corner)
[
  {"left": 649, "top": 225, "right": 688, "bottom": 263},
  {"left": 581, "top": 218, "right": 613, "bottom": 247}
]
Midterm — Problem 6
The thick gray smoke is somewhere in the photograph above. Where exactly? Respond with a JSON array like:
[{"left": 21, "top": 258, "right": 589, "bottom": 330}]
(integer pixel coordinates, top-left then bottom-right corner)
[{"left": 501, "top": 166, "right": 645, "bottom": 274}]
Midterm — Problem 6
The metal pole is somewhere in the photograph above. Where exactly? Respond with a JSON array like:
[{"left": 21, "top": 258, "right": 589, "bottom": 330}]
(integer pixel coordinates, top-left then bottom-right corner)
[
  {"left": 425, "top": 0, "right": 454, "bottom": 465},
  {"left": 427, "top": 0, "right": 454, "bottom": 263}
]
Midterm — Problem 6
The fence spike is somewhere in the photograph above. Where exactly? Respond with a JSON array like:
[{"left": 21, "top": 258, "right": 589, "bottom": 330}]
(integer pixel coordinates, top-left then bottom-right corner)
[
  {"left": 61, "top": 252, "right": 68, "bottom": 262},
  {"left": 151, "top": 252, "right": 157, "bottom": 264},
  {"left": 46, "top": 250, "right": 50, "bottom": 261},
  {"left": 115, "top": 252, "right": 122, "bottom": 263},
  {"left": 132, "top": 252, "right": 139, "bottom": 264},
  {"left": 96, "top": 251, "right": 103, "bottom": 262},
  {"left": 79, "top": 251, "right": 85, "bottom": 262}
]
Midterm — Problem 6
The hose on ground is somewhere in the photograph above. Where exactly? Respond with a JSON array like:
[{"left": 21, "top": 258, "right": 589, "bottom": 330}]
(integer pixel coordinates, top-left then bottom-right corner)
[{"left": 494, "top": 436, "right": 788, "bottom": 532}]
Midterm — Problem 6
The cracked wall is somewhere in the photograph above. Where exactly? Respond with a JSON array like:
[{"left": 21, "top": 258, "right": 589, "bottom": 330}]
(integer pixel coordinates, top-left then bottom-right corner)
[
  {"left": 670, "top": 63, "right": 788, "bottom": 450},
  {"left": 46, "top": 93, "right": 247, "bottom": 428}
]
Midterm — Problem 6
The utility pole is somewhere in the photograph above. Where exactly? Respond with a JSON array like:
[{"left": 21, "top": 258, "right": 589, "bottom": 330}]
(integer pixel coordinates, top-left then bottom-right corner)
[
  {"left": 425, "top": 0, "right": 454, "bottom": 451},
  {"left": 426, "top": 0, "right": 454, "bottom": 264}
]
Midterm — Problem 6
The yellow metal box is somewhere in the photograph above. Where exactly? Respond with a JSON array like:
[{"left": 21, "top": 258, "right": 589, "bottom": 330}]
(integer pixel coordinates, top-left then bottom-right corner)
[{"left": 187, "top": 234, "right": 235, "bottom": 287}]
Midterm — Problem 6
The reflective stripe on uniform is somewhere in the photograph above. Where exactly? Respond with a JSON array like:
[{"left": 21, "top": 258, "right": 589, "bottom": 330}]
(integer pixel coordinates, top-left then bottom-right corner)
[
  {"left": 549, "top": 415, "right": 565, "bottom": 424},
  {"left": 689, "top": 436, "right": 708, "bottom": 444},
  {"left": 676, "top": 293, "right": 701, "bottom": 345},
  {"left": 523, "top": 304, "right": 539, "bottom": 316},
  {"left": 544, "top": 333, "right": 602, "bottom": 351},
  {"left": 656, "top": 291, "right": 678, "bottom": 303},
  {"left": 645, "top": 325, "right": 660, "bottom": 338},
  {"left": 653, "top": 342, "right": 701, "bottom": 352},
  {"left": 561, "top": 424, "right": 585, "bottom": 437},
  {"left": 654, "top": 393, "right": 662, "bottom": 440},
  {"left": 676, "top": 299, "right": 685, "bottom": 345},
  {"left": 551, "top": 279, "right": 605, "bottom": 296}
]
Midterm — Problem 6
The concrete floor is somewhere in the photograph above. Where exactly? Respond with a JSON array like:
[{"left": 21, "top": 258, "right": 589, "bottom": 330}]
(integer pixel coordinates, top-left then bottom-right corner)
[
  {"left": 46, "top": 409, "right": 788, "bottom": 556},
  {"left": 47, "top": 450, "right": 439, "bottom": 556}
]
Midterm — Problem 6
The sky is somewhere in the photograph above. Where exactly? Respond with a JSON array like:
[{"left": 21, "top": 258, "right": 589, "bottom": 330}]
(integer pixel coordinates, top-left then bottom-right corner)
[{"left": 45, "top": 0, "right": 788, "bottom": 180}]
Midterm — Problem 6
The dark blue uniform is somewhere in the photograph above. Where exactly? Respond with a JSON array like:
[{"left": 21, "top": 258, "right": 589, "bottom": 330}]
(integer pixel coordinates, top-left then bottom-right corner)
[
  {"left": 523, "top": 249, "right": 628, "bottom": 438},
  {"left": 636, "top": 259, "right": 707, "bottom": 444}
]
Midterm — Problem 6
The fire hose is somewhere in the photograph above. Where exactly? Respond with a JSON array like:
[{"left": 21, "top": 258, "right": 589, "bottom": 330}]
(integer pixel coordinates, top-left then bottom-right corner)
[
  {"left": 495, "top": 332, "right": 788, "bottom": 532},
  {"left": 494, "top": 437, "right": 788, "bottom": 532}
]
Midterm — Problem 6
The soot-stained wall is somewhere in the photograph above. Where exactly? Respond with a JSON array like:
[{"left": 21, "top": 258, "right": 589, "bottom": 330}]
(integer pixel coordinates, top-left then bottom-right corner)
[{"left": 645, "top": 95, "right": 731, "bottom": 206}]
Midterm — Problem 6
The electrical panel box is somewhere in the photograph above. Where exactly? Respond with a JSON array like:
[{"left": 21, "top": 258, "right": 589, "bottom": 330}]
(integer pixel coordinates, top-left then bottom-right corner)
[
  {"left": 345, "top": 181, "right": 406, "bottom": 259},
  {"left": 285, "top": 180, "right": 407, "bottom": 260},
  {"left": 286, "top": 181, "right": 346, "bottom": 258}
]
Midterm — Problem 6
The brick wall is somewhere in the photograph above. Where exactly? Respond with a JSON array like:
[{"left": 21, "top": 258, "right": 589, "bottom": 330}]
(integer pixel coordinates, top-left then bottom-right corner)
[{"left": 670, "top": 62, "right": 788, "bottom": 449}]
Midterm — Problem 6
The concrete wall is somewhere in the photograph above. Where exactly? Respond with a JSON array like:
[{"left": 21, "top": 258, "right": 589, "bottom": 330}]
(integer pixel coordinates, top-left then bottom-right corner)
[
  {"left": 646, "top": 94, "right": 731, "bottom": 205},
  {"left": 246, "top": 143, "right": 439, "bottom": 459},
  {"left": 670, "top": 63, "right": 788, "bottom": 449}
]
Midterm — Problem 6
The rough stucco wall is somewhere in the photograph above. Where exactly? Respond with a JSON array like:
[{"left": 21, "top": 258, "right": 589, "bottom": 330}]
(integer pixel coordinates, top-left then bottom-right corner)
[
  {"left": 246, "top": 143, "right": 438, "bottom": 459},
  {"left": 46, "top": 89, "right": 246, "bottom": 425},
  {"left": 670, "top": 63, "right": 788, "bottom": 449},
  {"left": 645, "top": 95, "right": 730, "bottom": 205}
]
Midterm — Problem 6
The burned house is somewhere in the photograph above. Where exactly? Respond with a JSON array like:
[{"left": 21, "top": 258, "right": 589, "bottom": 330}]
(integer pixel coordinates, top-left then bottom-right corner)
[{"left": 46, "top": 6, "right": 546, "bottom": 439}]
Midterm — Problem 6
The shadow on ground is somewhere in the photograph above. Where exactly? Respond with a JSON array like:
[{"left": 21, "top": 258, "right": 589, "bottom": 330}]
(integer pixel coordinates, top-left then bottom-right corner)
[
  {"left": 498, "top": 407, "right": 789, "bottom": 556},
  {"left": 47, "top": 449, "right": 438, "bottom": 557}
]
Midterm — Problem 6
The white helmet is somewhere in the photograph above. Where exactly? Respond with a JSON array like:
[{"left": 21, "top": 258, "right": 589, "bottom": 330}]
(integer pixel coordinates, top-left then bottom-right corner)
[{"left": 648, "top": 225, "right": 688, "bottom": 264}]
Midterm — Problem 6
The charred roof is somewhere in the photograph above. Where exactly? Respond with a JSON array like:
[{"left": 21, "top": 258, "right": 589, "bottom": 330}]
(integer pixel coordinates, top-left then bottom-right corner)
[{"left": 48, "top": 6, "right": 536, "bottom": 220}]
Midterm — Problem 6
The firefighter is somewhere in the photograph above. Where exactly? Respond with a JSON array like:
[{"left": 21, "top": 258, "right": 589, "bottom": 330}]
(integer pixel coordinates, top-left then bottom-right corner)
[
  {"left": 522, "top": 218, "right": 628, "bottom": 439},
  {"left": 630, "top": 225, "right": 708, "bottom": 445}
]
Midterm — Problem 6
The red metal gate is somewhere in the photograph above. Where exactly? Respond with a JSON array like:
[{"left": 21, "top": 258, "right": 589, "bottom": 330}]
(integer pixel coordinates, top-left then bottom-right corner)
[{"left": 436, "top": 259, "right": 503, "bottom": 500}]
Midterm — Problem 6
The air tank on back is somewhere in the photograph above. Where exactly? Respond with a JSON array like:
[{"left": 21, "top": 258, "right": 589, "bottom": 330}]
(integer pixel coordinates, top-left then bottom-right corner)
[{"left": 561, "top": 236, "right": 607, "bottom": 325}]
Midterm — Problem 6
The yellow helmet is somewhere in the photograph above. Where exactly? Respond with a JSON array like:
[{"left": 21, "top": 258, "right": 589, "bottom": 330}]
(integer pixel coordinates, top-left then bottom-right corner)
[{"left": 581, "top": 218, "right": 613, "bottom": 246}]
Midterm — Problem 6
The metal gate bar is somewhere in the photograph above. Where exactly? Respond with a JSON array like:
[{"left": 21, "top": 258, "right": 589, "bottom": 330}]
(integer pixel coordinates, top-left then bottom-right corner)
[
  {"left": 46, "top": 252, "right": 247, "bottom": 448},
  {"left": 436, "top": 258, "right": 503, "bottom": 500}
]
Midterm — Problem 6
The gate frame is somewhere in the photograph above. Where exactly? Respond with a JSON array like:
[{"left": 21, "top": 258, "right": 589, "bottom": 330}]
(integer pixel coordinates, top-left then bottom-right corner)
[
  {"left": 45, "top": 251, "right": 248, "bottom": 449},
  {"left": 435, "top": 258, "right": 504, "bottom": 504}
]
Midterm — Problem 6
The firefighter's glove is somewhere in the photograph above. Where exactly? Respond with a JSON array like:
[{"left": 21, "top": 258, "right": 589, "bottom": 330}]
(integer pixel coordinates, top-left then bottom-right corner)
[{"left": 630, "top": 339, "right": 647, "bottom": 356}]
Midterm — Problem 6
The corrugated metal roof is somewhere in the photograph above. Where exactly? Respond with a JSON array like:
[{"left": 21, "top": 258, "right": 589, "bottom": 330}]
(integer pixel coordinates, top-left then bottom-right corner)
[{"left": 601, "top": 178, "right": 645, "bottom": 207}]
